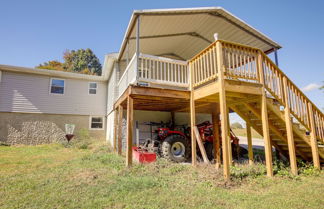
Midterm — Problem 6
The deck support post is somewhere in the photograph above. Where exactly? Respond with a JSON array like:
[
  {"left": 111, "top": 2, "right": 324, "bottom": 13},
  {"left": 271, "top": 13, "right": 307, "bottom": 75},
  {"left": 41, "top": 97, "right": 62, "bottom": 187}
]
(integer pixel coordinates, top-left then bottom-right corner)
[
  {"left": 216, "top": 41, "right": 230, "bottom": 180},
  {"left": 308, "top": 102, "right": 321, "bottom": 169},
  {"left": 246, "top": 122, "right": 254, "bottom": 165},
  {"left": 126, "top": 96, "right": 134, "bottom": 167},
  {"left": 283, "top": 77, "right": 298, "bottom": 175},
  {"left": 113, "top": 108, "right": 118, "bottom": 152},
  {"left": 117, "top": 105, "right": 123, "bottom": 155},
  {"left": 227, "top": 108, "right": 232, "bottom": 165},
  {"left": 189, "top": 63, "right": 197, "bottom": 166},
  {"left": 257, "top": 52, "right": 273, "bottom": 177},
  {"left": 212, "top": 106, "right": 221, "bottom": 169},
  {"left": 136, "top": 15, "right": 140, "bottom": 79}
]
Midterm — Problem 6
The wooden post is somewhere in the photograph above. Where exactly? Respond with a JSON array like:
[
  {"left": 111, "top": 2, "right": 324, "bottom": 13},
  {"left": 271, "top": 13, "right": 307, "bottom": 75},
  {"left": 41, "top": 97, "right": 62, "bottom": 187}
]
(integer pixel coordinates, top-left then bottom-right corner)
[
  {"left": 126, "top": 96, "right": 133, "bottom": 167},
  {"left": 308, "top": 102, "right": 320, "bottom": 169},
  {"left": 136, "top": 15, "right": 143, "bottom": 81},
  {"left": 216, "top": 41, "right": 230, "bottom": 180},
  {"left": 227, "top": 108, "right": 232, "bottom": 165},
  {"left": 193, "top": 126, "right": 210, "bottom": 164},
  {"left": 212, "top": 107, "right": 221, "bottom": 169},
  {"left": 117, "top": 105, "right": 123, "bottom": 155},
  {"left": 246, "top": 122, "right": 254, "bottom": 165},
  {"left": 113, "top": 108, "right": 118, "bottom": 152},
  {"left": 189, "top": 63, "right": 197, "bottom": 166},
  {"left": 283, "top": 77, "right": 298, "bottom": 175},
  {"left": 257, "top": 52, "right": 273, "bottom": 177}
]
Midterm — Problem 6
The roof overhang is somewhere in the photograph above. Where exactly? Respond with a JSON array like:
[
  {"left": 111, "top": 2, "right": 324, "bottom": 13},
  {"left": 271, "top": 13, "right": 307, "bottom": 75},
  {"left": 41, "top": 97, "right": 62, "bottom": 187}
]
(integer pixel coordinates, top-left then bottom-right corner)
[
  {"left": 0, "top": 64, "right": 108, "bottom": 81},
  {"left": 118, "top": 7, "right": 281, "bottom": 61}
]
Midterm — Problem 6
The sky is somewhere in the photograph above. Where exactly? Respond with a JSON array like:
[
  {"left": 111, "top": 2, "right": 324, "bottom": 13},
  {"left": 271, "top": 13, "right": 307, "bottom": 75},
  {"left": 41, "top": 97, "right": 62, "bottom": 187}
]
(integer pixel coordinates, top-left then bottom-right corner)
[{"left": 0, "top": 0, "right": 323, "bottom": 115}]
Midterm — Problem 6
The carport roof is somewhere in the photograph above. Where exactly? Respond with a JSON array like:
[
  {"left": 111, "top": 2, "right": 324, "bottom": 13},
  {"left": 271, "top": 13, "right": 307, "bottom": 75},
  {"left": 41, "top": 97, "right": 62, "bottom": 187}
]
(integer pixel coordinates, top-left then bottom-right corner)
[{"left": 118, "top": 7, "right": 281, "bottom": 61}]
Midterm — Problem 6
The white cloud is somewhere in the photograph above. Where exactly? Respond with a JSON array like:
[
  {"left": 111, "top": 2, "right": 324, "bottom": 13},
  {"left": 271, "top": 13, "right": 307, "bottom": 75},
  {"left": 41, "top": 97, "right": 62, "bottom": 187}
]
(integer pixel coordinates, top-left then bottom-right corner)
[{"left": 302, "top": 83, "right": 321, "bottom": 92}]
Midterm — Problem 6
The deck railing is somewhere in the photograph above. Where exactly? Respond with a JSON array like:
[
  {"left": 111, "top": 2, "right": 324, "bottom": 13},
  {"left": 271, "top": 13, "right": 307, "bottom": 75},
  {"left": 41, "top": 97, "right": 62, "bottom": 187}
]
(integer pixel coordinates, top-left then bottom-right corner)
[
  {"left": 117, "top": 54, "right": 137, "bottom": 98},
  {"left": 190, "top": 43, "right": 218, "bottom": 87},
  {"left": 117, "top": 53, "right": 189, "bottom": 97},
  {"left": 189, "top": 40, "right": 324, "bottom": 143},
  {"left": 138, "top": 54, "right": 188, "bottom": 87}
]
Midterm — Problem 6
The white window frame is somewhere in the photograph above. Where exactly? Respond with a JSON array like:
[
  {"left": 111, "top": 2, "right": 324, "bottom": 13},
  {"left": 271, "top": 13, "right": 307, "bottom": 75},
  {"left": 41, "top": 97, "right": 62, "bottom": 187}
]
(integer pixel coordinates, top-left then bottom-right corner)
[
  {"left": 49, "top": 78, "right": 65, "bottom": 95},
  {"left": 89, "top": 116, "right": 104, "bottom": 130},
  {"left": 88, "top": 82, "right": 97, "bottom": 95}
]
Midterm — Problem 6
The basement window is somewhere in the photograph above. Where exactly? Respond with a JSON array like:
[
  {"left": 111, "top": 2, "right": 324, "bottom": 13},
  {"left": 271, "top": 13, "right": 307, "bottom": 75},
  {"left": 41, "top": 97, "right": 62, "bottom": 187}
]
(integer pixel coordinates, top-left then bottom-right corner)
[
  {"left": 89, "top": 82, "right": 97, "bottom": 94},
  {"left": 50, "top": 78, "right": 65, "bottom": 94},
  {"left": 90, "top": 116, "right": 104, "bottom": 130}
]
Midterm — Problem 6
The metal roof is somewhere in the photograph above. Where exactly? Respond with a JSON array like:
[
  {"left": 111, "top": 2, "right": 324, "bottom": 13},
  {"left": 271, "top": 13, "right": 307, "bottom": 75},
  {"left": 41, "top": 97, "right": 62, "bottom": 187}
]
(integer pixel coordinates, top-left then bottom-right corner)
[{"left": 118, "top": 7, "right": 281, "bottom": 61}]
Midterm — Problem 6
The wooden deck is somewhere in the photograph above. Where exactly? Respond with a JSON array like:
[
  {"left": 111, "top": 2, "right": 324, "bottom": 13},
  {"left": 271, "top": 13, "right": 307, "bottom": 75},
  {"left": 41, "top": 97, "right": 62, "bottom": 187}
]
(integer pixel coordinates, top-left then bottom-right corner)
[{"left": 112, "top": 40, "right": 324, "bottom": 180}]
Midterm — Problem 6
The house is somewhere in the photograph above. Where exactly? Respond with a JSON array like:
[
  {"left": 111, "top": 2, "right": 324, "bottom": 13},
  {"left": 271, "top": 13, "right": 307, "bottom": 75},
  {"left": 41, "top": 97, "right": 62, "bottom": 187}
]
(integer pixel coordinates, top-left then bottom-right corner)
[
  {"left": 0, "top": 7, "right": 323, "bottom": 179},
  {"left": 0, "top": 63, "right": 110, "bottom": 144}
]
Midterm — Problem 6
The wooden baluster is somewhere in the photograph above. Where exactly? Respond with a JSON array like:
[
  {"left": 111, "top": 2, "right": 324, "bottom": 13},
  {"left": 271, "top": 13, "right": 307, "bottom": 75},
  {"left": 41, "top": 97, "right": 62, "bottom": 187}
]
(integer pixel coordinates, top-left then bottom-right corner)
[
  {"left": 206, "top": 49, "right": 210, "bottom": 79},
  {"left": 200, "top": 56, "right": 204, "bottom": 83},
  {"left": 243, "top": 50, "right": 247, "bottom": 79},
  {"left": 195, "top": 60, "right": 198, "bottom": 85},
  {"left": 210, "top": 47, "right": 214, "bottom": 76},
  {"left": 231, "top": 47, "right": 235, "bottom": 77}
]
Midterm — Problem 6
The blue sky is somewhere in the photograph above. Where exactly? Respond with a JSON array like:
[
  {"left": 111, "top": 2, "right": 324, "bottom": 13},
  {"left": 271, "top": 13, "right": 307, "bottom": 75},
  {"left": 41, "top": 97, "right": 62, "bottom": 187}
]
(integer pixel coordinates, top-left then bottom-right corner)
[{"left": 0, "top": 0, "right": 323, "bottom": 110}]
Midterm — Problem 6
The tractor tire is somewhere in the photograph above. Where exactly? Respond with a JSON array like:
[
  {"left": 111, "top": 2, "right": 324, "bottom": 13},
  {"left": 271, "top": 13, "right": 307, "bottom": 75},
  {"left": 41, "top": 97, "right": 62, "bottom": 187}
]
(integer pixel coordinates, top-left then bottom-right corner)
[{"left": 161, "top": 135, "right": 189, "bottom": 163}]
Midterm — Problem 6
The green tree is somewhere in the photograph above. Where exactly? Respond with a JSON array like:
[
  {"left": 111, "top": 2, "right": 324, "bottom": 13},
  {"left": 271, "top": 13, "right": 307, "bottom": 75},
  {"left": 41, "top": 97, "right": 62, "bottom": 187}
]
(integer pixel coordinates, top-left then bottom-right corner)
[
  {"left": 37, "top": 60, "right": 64, "bottom": 71},
  {"left": 37, "top": 48, "right": 102, "bottom": 75},
  {"left": 63, "top": 49, "right": 102, "bottom": 75}
]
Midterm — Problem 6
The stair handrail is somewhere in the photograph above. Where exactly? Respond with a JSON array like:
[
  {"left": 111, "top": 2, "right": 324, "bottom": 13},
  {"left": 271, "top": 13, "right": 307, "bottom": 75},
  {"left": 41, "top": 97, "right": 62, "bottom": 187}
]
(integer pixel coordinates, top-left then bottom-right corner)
[{"left": 218, "top": 40, "right": 324, "bottom": 142}]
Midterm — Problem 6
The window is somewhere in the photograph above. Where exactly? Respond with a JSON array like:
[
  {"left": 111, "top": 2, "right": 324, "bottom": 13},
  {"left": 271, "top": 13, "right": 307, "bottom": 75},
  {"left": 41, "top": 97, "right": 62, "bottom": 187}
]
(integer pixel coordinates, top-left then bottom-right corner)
[
  {"left": 50, "top": 78, "right": 65, "bottom": 94},
  {"left": 89, "top": 82, "right": 97, "bottom": 94},
  {"left": 90, "top": 116, "right": 104, "bottom": 130}
]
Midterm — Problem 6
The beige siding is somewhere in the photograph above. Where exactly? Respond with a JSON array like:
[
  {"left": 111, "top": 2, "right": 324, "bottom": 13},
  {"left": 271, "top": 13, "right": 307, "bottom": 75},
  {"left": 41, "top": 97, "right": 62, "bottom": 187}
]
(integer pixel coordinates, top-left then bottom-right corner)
[{"left": 0, "top": 71, "right": 107, "bottom": 115}]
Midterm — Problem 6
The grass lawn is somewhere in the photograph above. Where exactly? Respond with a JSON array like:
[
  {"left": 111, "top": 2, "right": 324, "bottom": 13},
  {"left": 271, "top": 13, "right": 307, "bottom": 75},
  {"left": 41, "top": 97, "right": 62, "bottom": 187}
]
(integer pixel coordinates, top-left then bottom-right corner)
[
  {"left": 0, "top": 141, "right": 323, "bottom": 209},
  {"left": 232, "top": 128, "right": 263, "bottom": 139}
]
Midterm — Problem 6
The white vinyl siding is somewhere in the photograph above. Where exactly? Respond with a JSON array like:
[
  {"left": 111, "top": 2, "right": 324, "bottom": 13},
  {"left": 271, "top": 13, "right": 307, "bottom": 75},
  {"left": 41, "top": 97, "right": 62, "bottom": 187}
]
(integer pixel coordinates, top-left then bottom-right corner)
[{"left": 0, "top": 71, "right": 107, "bottom": 115}]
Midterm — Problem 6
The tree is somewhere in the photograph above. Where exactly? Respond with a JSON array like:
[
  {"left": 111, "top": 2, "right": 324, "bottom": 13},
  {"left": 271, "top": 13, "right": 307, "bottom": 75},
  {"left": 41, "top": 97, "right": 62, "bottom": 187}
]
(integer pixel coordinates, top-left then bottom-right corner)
[
  {"left": 37, "top": 60, "right": 64, "bottom": 71},
  {"left": 36, "top": 48, "right": 102, "bottom": 75},
  {"left": 230, "top": 122, "right": 243, "bottom": 129},
  {"left": 63, "top": 49, "right": 102, "bottom": 75}
]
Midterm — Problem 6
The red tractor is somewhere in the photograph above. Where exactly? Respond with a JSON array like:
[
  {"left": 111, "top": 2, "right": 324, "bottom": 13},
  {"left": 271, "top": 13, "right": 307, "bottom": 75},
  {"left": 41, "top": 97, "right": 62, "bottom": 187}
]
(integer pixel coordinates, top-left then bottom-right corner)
[{"left": 141, "top": 121, "right": 246, "bottom": 163}]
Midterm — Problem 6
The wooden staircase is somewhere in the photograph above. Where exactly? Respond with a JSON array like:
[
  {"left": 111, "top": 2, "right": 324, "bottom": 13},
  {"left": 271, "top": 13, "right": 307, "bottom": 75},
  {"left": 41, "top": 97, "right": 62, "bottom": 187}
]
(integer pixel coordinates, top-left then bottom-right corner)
[
  {"left": 230, "top": 98, "right": 324, "bottom": 163},
  {"left": 189, "top": 40, "right": 324, "bottom": 178}
]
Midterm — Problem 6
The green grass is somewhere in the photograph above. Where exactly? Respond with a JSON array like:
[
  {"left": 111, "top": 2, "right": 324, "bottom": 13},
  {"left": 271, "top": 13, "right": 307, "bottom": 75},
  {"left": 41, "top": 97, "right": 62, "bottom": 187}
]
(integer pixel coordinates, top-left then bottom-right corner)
[
  {"left": 232, "top": 128, "right": 263, "bottom": 139},
  {"left": 0, "top": 141, "right": 323, "bottom": 209}
]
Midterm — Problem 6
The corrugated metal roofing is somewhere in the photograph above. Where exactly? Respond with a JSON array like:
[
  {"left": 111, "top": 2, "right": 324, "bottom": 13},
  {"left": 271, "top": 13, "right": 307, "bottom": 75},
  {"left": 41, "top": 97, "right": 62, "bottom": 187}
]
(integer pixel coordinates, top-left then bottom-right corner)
[{"left": 118, "top": 7, "right": 281, "bottom": 61}]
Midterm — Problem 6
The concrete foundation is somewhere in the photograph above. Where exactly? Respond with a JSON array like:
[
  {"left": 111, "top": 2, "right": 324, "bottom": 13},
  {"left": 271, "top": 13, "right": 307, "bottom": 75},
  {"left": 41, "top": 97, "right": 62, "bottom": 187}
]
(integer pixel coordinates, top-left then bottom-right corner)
[{"left": 0, "top": 112, "right": 105, "bottom": 145}]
